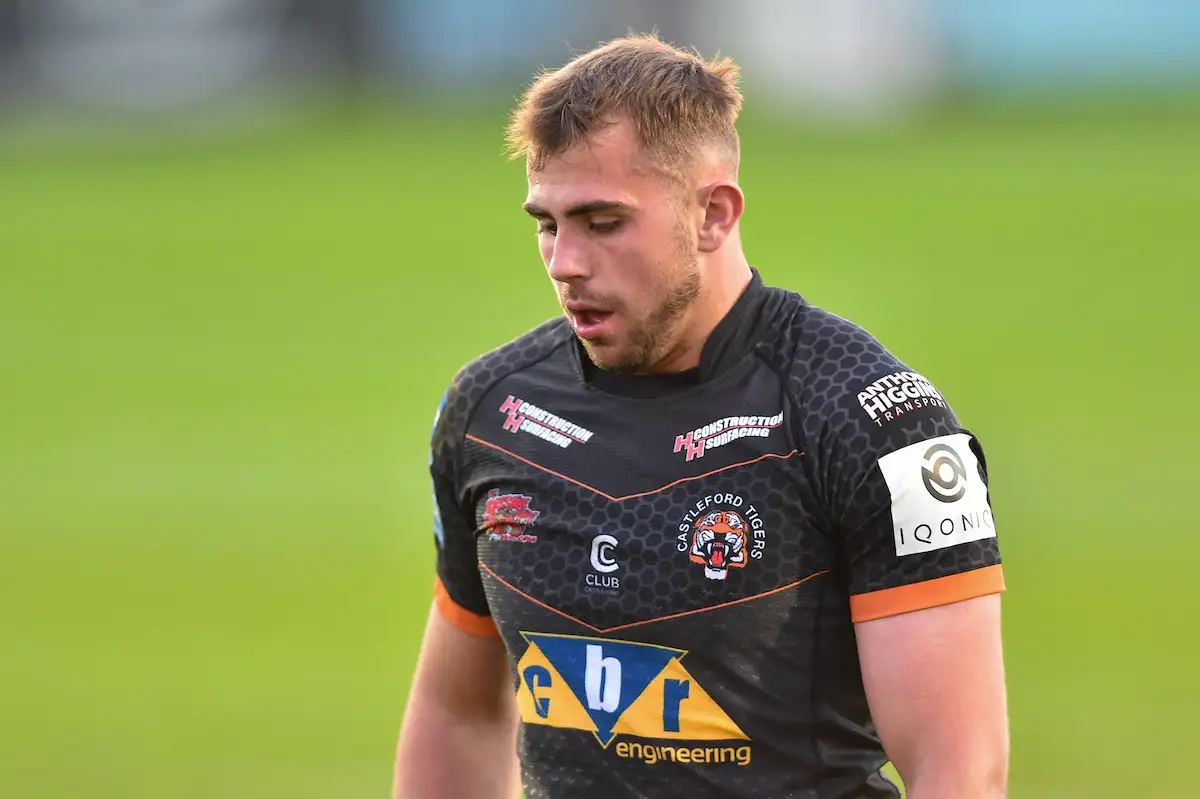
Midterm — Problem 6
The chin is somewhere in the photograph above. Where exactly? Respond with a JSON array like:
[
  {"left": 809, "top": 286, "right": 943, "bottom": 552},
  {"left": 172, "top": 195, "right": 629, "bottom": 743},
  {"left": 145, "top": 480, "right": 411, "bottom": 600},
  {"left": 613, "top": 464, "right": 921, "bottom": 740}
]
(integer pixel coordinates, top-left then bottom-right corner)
[
  {"left": 584, "top": 341, "right": 652, "bottom": 374},
  {"left": 580, "top": 339, "right": 614, "bottom": 364},
  {"left": 580, "top": 340, "right": 626, "bottom": 370}
]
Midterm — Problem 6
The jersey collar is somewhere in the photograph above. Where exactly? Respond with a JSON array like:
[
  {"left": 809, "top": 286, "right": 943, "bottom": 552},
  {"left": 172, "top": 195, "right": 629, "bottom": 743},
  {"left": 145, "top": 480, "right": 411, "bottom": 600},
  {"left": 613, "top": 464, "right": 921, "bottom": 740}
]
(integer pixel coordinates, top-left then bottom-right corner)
[{"left": 696, "top": 267, "right": 768, "bottom": 381}]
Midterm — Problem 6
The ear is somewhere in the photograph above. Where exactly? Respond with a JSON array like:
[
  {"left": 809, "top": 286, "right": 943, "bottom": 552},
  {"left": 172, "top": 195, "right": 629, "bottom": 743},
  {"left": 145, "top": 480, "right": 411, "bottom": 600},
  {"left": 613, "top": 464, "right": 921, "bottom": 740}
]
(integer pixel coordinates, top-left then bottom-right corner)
[{"left": 696, "top": 181, "right": 745, "bottom": 253}]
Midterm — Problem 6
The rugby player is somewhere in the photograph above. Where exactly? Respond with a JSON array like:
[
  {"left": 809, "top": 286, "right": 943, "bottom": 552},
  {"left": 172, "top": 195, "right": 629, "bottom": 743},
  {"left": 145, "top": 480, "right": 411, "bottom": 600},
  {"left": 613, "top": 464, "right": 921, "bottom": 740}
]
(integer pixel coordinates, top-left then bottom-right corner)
[{"left": 395, "top": 33, "right": 1008, "bottom": 799}]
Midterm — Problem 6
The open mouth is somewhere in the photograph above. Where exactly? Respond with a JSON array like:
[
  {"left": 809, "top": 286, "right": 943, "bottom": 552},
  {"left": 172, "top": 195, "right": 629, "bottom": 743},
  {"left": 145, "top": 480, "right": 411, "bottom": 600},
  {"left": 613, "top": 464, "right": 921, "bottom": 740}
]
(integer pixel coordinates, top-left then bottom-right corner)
[{"left": 571, "top": 309, "right": 615, "bottom": 340}]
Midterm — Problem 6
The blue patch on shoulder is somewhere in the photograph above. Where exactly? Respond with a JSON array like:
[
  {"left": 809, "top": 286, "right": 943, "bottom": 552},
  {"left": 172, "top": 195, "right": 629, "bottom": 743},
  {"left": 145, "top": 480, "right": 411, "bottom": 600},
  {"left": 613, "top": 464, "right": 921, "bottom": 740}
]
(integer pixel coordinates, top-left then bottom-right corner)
[{"left": 430, "top": 391, "right": 450, "bottom": 548}]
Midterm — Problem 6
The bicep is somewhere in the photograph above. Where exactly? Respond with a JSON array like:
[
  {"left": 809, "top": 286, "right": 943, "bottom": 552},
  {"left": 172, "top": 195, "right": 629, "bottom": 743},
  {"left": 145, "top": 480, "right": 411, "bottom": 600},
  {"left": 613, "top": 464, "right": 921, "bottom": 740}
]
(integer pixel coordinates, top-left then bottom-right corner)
[
  {"left": 395, "top": 605, "right": 520, "bottom": 799},
  {"left": 408, "top": 602, "right": 515, "bottom": 722},
  {"left": 855, "top": 595, "right": 1008, "bottom": 788}
]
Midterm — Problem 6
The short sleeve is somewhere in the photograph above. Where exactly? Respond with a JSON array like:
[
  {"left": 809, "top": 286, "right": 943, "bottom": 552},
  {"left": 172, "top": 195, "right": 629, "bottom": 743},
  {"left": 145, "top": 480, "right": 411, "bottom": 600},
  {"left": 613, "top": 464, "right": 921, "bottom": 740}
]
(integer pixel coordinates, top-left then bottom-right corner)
[
  {"left": 429, "top": 385, "right": 498, "bottom": 637},
  {"left": 824, "top": 368, "right": 1004, "bottom": 623}
]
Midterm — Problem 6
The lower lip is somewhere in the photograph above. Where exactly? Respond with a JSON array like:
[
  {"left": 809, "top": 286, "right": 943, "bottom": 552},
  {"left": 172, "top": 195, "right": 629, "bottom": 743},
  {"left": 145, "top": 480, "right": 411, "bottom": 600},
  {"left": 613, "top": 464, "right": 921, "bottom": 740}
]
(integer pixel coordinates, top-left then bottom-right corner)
[{"left": 572, "top": 311, "right": 616, "bottom": 340}]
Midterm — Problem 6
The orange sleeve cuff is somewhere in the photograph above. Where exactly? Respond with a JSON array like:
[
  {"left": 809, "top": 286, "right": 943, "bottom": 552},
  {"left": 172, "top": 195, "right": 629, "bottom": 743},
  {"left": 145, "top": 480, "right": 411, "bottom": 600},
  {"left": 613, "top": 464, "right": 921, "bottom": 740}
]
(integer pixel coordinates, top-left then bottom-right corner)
[
  {"left": 433, "top": 576, "right": 499, "bottom": 638},
  {"left": 850, "top": 564, "right": 1005, "bottom": 623}
]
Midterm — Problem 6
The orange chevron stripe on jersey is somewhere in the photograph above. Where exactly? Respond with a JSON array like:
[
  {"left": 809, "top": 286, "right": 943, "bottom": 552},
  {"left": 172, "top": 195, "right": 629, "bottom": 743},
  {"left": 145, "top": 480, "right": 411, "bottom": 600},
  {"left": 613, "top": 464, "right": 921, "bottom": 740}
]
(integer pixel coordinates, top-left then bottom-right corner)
[
  {"left": 465, "top": 434, "right": 802, "bottom": 502},
  {"left": 480, "top": 560, "right": 829, "bottom": 634}
]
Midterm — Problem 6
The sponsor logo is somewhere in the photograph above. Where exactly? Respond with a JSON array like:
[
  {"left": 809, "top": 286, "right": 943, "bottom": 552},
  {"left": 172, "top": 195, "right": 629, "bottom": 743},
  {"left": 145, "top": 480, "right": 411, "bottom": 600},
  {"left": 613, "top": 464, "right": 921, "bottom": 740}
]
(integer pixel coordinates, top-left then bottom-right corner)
[
  {"left": 586, "top": 533, "right": 620, "bottom": 594},
  {"left": 677, "top": 494, "right": 767, "bottom": 580},
  {"left": 673, "top": 412, "right": 784, "bottom": 462},
  {"left": 515, "top": 632, "right": 751, "bottom": 765},
  {"left": 877, "top": 433, "right": 997, "bottom": 557},
  {"left": 857, "top": 371, "right": 948, "bottom": 428},
  {"left": 482, "top": 489, "right": 540, "bottom": 543},
  {"left": 499, "top": 395, "right": 594, "bottom": 449},
  {"left": 921, "top": 443, "right": 967, "bottom": 503}
]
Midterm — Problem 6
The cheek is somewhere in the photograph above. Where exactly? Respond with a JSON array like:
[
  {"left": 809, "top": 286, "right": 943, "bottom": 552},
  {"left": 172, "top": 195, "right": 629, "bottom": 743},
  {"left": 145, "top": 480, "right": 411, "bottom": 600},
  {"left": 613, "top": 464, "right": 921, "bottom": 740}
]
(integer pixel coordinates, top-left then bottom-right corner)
[
  {"left": 608, "top": 232, "right": 660, "bottom": 275},
  {"left": 621, "top": 238, "right": 675, "bottom": 286}
]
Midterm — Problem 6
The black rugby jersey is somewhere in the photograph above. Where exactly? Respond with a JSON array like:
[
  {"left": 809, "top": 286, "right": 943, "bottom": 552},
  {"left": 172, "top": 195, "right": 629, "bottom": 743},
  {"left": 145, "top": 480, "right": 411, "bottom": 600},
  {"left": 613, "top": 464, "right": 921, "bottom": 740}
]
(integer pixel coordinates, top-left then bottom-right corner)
[{"left": 428, "top": 270, "right": 1004, "bottom": 799}]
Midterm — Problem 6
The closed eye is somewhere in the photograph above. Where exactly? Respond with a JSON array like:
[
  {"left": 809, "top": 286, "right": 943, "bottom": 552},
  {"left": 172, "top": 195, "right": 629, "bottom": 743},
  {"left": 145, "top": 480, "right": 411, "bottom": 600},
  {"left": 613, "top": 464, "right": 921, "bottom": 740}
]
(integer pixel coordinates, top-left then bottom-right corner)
[{"left": 589, "top": 219, "right": 622, "bottom": 234}]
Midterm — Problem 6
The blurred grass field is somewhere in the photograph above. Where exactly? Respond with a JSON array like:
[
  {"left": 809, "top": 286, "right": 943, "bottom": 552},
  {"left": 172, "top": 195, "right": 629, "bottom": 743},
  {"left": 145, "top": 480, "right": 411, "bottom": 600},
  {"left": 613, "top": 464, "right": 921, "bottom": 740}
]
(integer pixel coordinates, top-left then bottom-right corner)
[{"left": 2, "top": 98, "right": 1198, "bottom": 798}]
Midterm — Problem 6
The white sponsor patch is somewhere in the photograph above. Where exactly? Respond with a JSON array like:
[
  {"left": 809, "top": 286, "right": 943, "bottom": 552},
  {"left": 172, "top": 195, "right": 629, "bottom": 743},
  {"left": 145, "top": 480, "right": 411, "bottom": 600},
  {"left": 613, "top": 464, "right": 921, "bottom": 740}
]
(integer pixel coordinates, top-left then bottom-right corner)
[{"left": 877, "top": 433, "right": 997, "bottom": 557}]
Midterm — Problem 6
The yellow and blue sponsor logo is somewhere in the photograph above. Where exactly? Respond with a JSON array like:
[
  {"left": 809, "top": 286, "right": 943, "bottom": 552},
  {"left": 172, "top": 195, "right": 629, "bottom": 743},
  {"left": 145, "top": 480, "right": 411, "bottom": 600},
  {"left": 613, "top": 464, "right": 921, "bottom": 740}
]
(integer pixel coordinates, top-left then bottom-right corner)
[{"left": 516, "top": 632, "right": 752, "bottom": 766}]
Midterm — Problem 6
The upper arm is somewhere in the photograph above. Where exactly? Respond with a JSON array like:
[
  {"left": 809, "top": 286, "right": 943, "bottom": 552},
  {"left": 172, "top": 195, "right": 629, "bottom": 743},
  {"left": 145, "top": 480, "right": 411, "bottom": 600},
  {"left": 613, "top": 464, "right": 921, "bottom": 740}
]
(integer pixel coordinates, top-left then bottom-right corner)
[
  {"left": 418, "top": 378, "right": 513, "bottom": 711},
  {"left": 396, "top": 605, "right": 519, "bottom": 799},
  {"left": 815, "top": 357, "right": 1008, "bottom": 789},
  {"left": 407, "top": 602, "right": 515, "bottom": 721},
  {"left": 855, "top": 595, "right": 1008, "bottom": 792},
  {"left": 393, "top": 378, "right": 521, "bottom": 799},
  {"left": 430, "top": 383, "right": 499, "bottom": 638},
  {"left": 411, "top": 383, "right": 513, "bottom": 710}
]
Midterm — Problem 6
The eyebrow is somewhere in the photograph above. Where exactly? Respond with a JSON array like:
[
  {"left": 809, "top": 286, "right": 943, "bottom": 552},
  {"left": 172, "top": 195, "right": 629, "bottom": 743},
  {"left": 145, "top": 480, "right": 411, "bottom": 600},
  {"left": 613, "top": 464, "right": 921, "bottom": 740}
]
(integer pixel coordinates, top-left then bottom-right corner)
[{"left": 522, "top": 199, "right": 632, "bottom": 219}]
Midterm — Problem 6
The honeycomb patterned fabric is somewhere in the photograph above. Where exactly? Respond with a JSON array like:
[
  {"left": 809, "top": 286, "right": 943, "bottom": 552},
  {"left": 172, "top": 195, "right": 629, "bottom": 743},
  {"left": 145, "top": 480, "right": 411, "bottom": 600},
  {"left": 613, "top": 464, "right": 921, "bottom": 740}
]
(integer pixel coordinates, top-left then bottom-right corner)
[{"left": 428, "top": 269, "right": 1004, "bottom": 798}]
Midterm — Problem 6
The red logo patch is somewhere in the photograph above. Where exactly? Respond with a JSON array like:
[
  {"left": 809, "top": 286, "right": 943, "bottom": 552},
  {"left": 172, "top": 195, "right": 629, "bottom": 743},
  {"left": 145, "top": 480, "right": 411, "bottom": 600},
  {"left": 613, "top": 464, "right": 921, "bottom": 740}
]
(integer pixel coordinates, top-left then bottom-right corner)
[{"left": 483, "top": 489, "right": 540, "bottom": 543}]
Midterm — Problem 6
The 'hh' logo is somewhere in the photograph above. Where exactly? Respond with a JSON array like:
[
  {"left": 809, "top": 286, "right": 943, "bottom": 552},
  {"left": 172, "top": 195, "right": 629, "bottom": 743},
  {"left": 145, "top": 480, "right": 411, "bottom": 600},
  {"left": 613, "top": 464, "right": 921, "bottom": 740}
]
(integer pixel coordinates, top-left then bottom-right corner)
[
  {"left": 672, "top": 412, "right": 784, "bottom": 462},
  {"left": 516, "top": 633, "right": 750, "bottom": 765},
  {"left": 499, "top": 395, "right": 595, "bottom": 450}
]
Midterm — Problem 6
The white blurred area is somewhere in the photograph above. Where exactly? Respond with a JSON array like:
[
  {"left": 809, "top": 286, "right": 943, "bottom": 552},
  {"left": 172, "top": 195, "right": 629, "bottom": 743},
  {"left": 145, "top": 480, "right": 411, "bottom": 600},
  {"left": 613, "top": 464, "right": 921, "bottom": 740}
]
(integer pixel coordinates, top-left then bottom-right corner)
[
  {"left": 696, "top": 0, "right": 947, "bottom": 120},
  {"left": 0, "top": 0, "right": 1198, "bottom": 127}
]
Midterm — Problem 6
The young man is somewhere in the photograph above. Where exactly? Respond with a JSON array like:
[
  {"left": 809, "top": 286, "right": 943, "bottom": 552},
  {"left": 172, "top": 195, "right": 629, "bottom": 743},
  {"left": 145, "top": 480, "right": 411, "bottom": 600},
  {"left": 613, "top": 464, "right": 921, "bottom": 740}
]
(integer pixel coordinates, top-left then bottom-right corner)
[{"left": 395, "top": 34, "right": 1008, "bottom": 799}]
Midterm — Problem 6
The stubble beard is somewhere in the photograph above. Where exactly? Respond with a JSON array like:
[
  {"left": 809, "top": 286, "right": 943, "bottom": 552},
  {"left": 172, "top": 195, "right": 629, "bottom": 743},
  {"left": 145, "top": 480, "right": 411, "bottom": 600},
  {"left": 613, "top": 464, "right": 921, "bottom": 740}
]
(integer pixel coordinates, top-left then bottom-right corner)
[{"left": 585, "top": 242, "right": 702, "bottom": 375}]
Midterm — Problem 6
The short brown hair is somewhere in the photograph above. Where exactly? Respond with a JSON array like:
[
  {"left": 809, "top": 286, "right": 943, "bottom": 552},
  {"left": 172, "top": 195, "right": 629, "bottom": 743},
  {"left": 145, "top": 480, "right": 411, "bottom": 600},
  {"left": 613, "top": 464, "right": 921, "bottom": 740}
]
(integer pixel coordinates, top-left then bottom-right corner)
[{"left": 505, "top": 33, "right": 743, "bottom": 177}]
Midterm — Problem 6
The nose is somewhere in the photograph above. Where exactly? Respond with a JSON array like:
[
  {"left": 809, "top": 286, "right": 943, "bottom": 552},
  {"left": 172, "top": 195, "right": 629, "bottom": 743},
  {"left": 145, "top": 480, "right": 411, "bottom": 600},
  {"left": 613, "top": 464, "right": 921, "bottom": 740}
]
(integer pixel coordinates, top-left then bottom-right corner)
[{"left": 545, "top": 229, "right": 591, "bottom": 284}]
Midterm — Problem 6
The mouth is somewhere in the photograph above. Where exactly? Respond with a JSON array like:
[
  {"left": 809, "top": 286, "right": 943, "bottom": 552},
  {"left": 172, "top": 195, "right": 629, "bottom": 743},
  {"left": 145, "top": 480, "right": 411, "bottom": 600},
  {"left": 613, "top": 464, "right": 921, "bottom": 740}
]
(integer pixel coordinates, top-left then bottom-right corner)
[{"left": 565, "top": 303, "right": 616, "bottom": 341}]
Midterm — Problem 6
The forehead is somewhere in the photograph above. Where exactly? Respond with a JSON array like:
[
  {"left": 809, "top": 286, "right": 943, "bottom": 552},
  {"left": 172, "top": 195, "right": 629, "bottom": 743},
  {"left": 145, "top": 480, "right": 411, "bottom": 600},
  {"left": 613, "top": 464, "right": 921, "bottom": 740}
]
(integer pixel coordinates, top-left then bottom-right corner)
[{"left": 525, "top": 123, "right": 672, "bottom": 209}]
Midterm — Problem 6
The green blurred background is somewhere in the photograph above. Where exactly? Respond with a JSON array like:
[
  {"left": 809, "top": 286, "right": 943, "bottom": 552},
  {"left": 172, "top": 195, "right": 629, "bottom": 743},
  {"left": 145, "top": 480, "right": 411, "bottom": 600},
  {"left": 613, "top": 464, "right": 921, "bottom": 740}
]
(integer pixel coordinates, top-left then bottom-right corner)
[{"left": 3, "top": 2, "right": 1200, "bottom": 797}]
